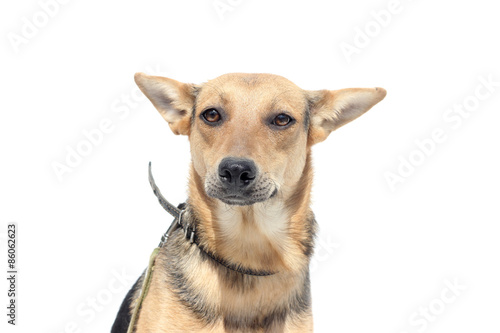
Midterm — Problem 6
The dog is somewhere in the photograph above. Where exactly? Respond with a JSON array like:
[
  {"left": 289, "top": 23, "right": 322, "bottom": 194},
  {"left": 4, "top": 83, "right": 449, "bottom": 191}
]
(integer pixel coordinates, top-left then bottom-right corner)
[{"left": 111, "top": 72, "right": 386, "bottom": 333}]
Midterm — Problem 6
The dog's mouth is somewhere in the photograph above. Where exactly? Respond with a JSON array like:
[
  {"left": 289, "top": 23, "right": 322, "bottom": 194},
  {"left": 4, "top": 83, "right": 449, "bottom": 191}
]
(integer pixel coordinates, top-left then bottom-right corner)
[
  {"left": 217, "top": 188, "right": 278, "bottom": 206},
  {"left": 205, "top": 176, "right": 278, "bottom": 206}
]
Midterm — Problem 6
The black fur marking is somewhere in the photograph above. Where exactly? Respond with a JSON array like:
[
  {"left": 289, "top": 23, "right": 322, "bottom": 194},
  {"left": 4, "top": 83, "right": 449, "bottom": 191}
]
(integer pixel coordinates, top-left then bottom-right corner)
[
  {"left": 163, "top": 228, "right": 219, "bottom": 325},
  {"left": 304, "top": 94, "right": 318, "bottom": 131},
  {"left": 293, "top": 271, "right": 312, "bottom": 315},
  {"left": 300, "top": 212, "right": 317, "bottom": 257},
  {"left": 111, "top": 272, "right": 144, "bottom": 333},
  {"left": 217, "top": 267, "right": 258, "bottom": 292},
  {"left": 222, "top": 306, "right": 288, "bottom": 331},
  {"left": 222, "top": 273, "right": 311, "bottom": 331},
  {"left": 191, "top": 97, "right": 198, "bottom": 125}
]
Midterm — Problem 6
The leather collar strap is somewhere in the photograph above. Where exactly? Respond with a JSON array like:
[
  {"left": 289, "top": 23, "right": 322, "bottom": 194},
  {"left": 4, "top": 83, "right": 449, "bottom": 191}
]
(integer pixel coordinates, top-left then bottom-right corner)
[{"left": 148, "top": 162, "right": 276, "bottom": 277}]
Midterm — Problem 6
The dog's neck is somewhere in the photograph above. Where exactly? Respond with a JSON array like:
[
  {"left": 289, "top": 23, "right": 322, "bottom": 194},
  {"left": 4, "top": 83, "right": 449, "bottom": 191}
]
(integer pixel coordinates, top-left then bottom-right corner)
[{"left": 187, "top": 152, "right": 316, "bottom": 274}]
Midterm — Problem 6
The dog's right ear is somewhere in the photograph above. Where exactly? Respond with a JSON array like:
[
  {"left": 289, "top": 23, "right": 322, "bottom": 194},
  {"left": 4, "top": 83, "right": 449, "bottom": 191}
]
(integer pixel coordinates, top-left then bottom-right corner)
[{"left": 134, "top": 73, "right": 198, "bottom": 135}]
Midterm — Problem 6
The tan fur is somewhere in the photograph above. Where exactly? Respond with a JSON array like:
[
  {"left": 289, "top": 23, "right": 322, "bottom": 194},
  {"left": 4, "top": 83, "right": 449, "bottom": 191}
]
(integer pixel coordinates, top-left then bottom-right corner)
[{"left": 127, "top": 72, "right": 386, "bottom": 332}]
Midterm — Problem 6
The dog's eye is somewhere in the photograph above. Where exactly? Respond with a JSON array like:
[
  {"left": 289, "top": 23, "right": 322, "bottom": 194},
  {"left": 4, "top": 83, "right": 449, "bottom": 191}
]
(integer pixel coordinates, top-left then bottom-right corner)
[
  {"left": 202, "top": 109, "right": 221, "bottom": 123},
  {"left": 272, "top": 114, "right": 293, "bottom": 127}
]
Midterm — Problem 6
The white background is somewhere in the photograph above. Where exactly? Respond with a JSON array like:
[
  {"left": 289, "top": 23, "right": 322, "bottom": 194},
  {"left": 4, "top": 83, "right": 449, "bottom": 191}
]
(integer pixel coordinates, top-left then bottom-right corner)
[{"left": 1, "top": 0, "right": 499, "bottom": 332}]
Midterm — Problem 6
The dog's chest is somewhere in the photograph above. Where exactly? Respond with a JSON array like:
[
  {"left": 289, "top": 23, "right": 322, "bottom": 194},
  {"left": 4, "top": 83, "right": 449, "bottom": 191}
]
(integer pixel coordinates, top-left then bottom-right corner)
[{"left": 133, "top": 237, "right": 310, "bottom": 332}]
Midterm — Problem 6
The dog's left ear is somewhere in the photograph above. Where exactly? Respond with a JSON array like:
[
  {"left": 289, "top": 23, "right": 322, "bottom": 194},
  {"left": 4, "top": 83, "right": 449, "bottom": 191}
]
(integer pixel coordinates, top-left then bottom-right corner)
[
  {"left": 307, "top": 87, "right": 386, "bottom": 145},
  {"left": 134, "top": 72, "right": 198, "bottom": 135}
]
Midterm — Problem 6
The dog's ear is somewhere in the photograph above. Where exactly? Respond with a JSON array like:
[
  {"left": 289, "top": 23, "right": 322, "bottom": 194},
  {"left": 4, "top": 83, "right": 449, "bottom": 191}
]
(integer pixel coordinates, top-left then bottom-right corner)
[
  {"left": 307, "top": 87, "right": 386, "bottom": 145},
  {"left": 134, "top": 73, "right": 198, "bottom": 135}
]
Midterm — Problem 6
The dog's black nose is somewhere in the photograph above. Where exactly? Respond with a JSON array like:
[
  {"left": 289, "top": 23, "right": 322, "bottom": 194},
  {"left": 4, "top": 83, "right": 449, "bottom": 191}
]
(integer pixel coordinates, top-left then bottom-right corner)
[{"left": 218, "top": 158, "right": 257, "bottom": 189}]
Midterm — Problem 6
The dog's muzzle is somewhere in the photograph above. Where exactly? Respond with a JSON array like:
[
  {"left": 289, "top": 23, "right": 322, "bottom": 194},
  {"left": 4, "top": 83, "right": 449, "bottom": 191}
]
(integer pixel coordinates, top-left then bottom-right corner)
[{"left": 205, "top": 157, "right": 277, "bottom": 206}]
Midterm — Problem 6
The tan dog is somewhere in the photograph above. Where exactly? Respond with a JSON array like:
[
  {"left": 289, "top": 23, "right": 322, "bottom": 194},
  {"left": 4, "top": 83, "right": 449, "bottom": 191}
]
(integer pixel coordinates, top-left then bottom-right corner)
[{"left": 111, "top": 73, "right": 386, "bottom": 333}]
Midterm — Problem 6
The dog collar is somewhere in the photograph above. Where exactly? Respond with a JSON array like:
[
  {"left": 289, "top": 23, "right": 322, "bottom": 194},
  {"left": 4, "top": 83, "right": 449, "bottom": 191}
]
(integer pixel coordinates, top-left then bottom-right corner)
[{"left": 148, "top": 162, "right": 276, "bottom": 277}]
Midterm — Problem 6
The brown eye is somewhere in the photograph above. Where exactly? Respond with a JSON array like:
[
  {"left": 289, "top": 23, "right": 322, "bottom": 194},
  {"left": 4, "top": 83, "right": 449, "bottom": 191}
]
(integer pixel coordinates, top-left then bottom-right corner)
[
  {"left": 272, "top": 114, "right": 293, "bottom": 127},
  {"left": 202, "top": 109, "right": 221, "bottom": 123}
]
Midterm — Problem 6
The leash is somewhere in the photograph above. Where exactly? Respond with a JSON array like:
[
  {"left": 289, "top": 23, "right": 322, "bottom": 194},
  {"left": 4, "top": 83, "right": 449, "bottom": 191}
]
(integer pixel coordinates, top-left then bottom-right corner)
[
  {"left": 126, "top": 162, "right": 275, "bottom": 333},
  {"left": 126, "top": 247, "right": 159, "bottom": 333}
]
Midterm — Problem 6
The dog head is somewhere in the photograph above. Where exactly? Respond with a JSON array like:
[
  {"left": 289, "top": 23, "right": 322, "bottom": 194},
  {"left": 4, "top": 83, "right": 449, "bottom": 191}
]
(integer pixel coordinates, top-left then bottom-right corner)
[{"left": 135, "top": 73, "right": 386, "bottom": 206}]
